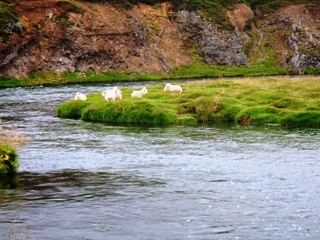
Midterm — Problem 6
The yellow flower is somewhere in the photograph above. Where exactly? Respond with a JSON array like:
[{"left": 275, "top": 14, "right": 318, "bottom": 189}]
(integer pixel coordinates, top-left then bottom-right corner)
[{"left": 1, "top": 154, "right": 9, "bottom": 161}]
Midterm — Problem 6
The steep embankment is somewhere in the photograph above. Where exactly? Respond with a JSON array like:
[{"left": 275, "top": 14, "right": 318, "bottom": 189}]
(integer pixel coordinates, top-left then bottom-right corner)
[
  {"left": 243, "top": 4, "right": 320, "bottom": 74},
  {"left": 0, "top": 0, "right": 319, "bottom": 78}
]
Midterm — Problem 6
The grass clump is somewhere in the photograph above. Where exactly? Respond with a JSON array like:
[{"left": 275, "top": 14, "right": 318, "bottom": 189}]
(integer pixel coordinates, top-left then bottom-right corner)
[
  {"left": 281, "top": 111, "right": 320, "bottom": 127},
  {"left": 57, "top": 77, "right": 320, "bottom": 128},
  {"left": 0, "top": 144, "right": 18, "bottom": 178},
  {"left": 304, "top": 67, "right": 320, "bottom": 75},
  {"left": 57, "top": 100, "right": 89, "bottom": 119}
]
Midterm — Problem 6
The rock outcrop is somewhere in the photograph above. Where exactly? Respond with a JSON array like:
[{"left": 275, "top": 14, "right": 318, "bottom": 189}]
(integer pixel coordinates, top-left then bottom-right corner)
[
  {"left": 253, "top": 4, "right": 320, "bottom": 74},
  {"left": 177, "top": 10, "right": 247, "bottom": 66},
  {"left": 0, "top": 1, "right": 192, "bottom": 76}
]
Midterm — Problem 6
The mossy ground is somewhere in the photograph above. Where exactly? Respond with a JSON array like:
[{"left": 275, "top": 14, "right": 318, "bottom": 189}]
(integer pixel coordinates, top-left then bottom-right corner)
[
  {"left": 57, "top": 77, "right": 320, "bottom": 127},
  {"left": 0, "top": 61, "right": 289, "bottom": 88}
]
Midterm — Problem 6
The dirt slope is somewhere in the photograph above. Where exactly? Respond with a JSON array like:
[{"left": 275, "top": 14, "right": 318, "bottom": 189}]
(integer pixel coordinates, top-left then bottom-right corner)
[{"left": 0, "top": 1, "right": 319, "bottom": 76}]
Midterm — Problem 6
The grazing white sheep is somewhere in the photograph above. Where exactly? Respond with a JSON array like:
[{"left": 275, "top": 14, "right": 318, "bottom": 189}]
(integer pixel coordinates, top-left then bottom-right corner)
[
  {"left": 102, "top": 87, "right": 118, "bottom": 97},
  {"left": 102, "top": 87, "right": 122, "bottom": 101},
  {"left": 131, "top": 87, "right": 148, "bottom": 98},
  {"left": 74, "top": 92, "right": 87, "bottom": 101},
  {"left": 101, "top": 90, "right": 107, "bottom": 97},
  {"left": 104, "top": 90, "right": 117, "bottom": 101},
  {"left": 115, "top": 88, "right": 122, "bottom": 100},
  {"left": 163, "top": 83, "right": 182, "bottom": 94}
]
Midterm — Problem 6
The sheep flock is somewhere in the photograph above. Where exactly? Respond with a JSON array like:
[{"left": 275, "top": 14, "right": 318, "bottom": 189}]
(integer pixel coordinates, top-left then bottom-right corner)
[{"left": 74, "top": 83, "right": 183, "bottom": 101}]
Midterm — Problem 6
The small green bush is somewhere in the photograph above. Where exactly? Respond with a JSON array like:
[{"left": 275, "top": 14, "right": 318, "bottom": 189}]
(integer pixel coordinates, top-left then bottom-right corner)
[{"left": 0, "top": 144, "right": 18, "bottom": 177}]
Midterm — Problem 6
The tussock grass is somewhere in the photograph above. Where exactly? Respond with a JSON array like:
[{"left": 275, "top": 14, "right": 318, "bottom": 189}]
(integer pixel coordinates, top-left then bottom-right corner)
[{"left": 57, "top": 77, "right": 320, "bottom": 127}]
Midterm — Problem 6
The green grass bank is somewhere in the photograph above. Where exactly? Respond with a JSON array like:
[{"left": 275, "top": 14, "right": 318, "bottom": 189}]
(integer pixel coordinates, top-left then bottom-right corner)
[
  {"left": 0, "top": 61, "right": 290, "bottom": 88},
  {"left": 57, "top": 77, "right": 320, "bottom": 128}
]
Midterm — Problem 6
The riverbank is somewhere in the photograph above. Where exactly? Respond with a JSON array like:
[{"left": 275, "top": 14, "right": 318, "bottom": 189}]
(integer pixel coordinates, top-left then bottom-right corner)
[
  {"left": 1, "top": 60, "right": 319, "bottom": 89},
  {"left": 57, "top": 76, "right": 320, "bottom": 127},
  {"left": 0, "top": 61, "right": 290, "bottom": 88}
]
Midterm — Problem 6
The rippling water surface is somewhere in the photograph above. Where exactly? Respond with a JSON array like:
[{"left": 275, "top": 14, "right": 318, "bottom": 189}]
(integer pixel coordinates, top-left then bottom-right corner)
[{"left": 0, "top": 83, "right": 320, "bottom": 240}]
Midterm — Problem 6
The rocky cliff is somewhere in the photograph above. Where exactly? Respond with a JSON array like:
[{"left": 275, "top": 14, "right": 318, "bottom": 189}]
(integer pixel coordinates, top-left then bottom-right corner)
[{"left": 0, "top": 1, "right": 319, "bottom": 77}]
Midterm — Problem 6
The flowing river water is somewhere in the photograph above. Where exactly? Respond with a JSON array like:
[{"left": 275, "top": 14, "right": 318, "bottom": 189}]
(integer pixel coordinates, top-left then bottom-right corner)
[{"left": 0, "top": 82, "right": 320, "bottom": 240}]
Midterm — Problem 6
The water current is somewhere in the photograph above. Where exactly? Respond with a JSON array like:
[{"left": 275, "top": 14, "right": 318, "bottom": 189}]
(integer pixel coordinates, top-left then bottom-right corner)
[{"left": 0, "top": 82, "right": 319, "bottom": 240}]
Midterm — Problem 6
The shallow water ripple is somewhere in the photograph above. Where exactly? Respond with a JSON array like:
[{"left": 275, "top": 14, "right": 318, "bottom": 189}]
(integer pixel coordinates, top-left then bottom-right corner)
[{"left": 1, "top": 84, "right": 320, "bottom": 240}]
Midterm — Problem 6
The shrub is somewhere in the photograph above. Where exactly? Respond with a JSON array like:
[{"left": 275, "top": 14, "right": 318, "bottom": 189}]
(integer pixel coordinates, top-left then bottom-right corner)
[{"left": 0, "top": 144, "right": 18, "bottom": 177}]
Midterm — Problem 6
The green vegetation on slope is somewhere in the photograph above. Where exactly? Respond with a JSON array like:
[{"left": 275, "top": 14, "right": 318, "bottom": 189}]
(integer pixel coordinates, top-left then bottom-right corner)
[
  {"left": 0, "top": 1, "right": 23, "bottom": 41},
  {"left": 76, "top": 0, "right": 319, "bottom": 27},
  {"left": 57, "top": 0, "right": 86, "bottom": 25},
  {"left": 248, "top": 0, "right": 320, "bottom": 14},
  {"left": 57, "top": 77, "right": 320, "bottom": 127}
]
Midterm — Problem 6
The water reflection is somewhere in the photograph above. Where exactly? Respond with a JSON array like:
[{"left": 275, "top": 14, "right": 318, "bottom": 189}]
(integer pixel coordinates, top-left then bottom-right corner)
[{"left": 0, "top": 170, "right": 165, "bottom": 206}]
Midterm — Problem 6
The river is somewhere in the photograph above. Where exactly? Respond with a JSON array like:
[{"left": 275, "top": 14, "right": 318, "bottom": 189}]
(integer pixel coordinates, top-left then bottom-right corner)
[{"left": 0, "top": 83, "right": 320, "bottom": 240}]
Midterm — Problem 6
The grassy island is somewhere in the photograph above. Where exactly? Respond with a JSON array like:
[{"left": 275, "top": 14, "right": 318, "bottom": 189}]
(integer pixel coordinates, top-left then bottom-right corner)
[{"left": 57, "top": 77, "right": 320, "bottom": 127}]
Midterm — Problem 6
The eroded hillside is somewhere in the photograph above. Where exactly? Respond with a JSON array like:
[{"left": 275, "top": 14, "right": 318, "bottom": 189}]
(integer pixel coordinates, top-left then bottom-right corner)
[{"left": 0, "top": 0, "right": 319, "bottom": 77}]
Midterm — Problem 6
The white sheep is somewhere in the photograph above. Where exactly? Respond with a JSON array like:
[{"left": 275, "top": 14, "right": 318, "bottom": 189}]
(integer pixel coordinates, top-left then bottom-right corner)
[
  {"left": 131, "top": 87, "right": 148, "bottom": 98},
  {"left": 102, "top": 87, "right": 122, "bottom": 101},
  {"left": 164, "top": 83, "right": 182, "bottom": 94},
  {"left": 115, "top": 88, "right": 122, "bottom": 100},
  {"left": 102, "top": 87, "right": 118, "bottom": 97},
  {"left": 74, "top": 92, "right": 87, "bottom": 101},
  {"left": 104, "top": 90, "right": 117, "bottom": 101}
]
